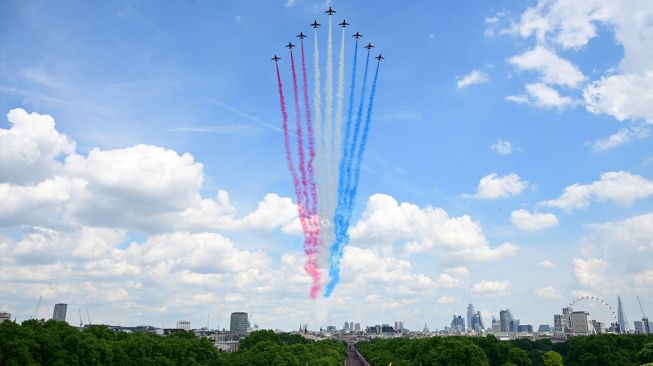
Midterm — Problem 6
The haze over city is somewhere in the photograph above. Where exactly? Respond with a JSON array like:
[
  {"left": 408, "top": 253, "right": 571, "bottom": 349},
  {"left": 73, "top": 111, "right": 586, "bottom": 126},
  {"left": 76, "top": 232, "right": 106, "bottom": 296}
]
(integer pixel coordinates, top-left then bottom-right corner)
[{"left": 1, "top": 0, "right": 652, "bottom": 335}]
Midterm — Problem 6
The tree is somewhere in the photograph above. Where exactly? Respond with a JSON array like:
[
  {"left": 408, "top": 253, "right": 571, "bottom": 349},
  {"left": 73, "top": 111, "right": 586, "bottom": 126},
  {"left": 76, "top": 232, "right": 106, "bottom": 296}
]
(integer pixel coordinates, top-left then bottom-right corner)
[
  {"left": 506, "top": 347, "right": 532, "bottom": 366},
  {"left": 542, "top": 351, "right": 564, "bottom": 366},
  {"left": 639, "top": 342, "right": 653, "bottom": 364}
]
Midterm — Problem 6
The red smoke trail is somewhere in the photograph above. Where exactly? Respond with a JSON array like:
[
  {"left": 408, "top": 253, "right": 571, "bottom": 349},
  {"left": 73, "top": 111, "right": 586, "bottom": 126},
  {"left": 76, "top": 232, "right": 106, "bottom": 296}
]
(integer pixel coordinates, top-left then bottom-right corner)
[
  {"left": 300, "top": 39, "right": 318, "bottom": 221},
  {"left": 289, "top": 50, "right": 321, "bottom": 298}
]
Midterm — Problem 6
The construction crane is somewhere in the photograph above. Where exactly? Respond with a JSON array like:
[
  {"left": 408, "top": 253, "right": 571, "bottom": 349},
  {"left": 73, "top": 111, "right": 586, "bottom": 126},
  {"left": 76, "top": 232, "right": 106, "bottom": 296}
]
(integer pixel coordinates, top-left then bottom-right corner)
[
  {"left": 637, "top": 296, "right": 650, "bottom": 335},
  {"left": 79, "top": 308, "right": 83, "bottom": 327},
  {"left": 87, "top": 309, "right": 92, "bottom": 325},
  {"left": 31, "top": 296, "right": 42, "bottom": 319}
]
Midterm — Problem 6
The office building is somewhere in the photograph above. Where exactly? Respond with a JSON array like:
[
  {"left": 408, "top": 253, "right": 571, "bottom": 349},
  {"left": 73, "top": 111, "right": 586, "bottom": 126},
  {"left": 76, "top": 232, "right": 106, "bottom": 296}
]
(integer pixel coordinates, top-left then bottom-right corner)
[
  {"left": 538, "top": 324, "right": 551, "bottom": 333},
  {"left": 326, "top": 325, "right": 336, "bottom": 333},
  {"left": 517, "top": 324, "right": 533, "bottom": 333},
  {"left": 230, "top": 312, "right": 248, "bottom": 335},
  {"left": 394, "top": 321, "right": 404, "bottom": 332},
  {"left": 0, "top": 312, "right": 10, "bottom": 323},
  {"left": 591, "top": 320, "right": 606, "bottom": 334},
  {"left": 570, "top": 311, "right": 593, "bottom": 336},
  {"left": 467, "top": 304, "right": 475, "bottom": 331},
  {"left": 344, "top": 322, "right": 349, "bottom": 331},
  {"left": 471, "top": 311, "right": 484, "bottom": 332},
  {"left": 499, "top": 309, "right": 512, "bottom": 332},
  {"left": 53, "top": 303, "right": 67, "bottom": 322},
  {"left": 451, "top": 315, "right": 465, "bottom": 332},
  {"left": 176, "top": 320, "right": 190, "bottom": 330},
  {"left": 354, "top": 322, "right": 361, "bottom": 332}
]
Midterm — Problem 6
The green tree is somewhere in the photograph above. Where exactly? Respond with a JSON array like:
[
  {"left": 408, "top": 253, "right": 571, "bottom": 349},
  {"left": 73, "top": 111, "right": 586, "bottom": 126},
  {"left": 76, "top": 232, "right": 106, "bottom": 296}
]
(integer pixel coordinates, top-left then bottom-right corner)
[
  {"left": 506, "top": 347, "right": 532, "bottom": 366},
  {"left": 639, "top": 342, "right": 653, "bottom": 364},
  {"left": 542, "top": 351, "right": 564, "bottom": 366}
]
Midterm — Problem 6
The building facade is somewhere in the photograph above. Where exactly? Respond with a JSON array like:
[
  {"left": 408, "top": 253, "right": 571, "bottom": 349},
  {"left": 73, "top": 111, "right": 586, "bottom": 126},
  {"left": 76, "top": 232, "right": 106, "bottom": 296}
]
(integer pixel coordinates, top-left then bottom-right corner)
[
  {"left": 230, "top": 312, "right": 248, "bottom": 335},
  {"left": 52, "top": 303, "right": 67, "bottom": 322},
  {"left": 176, "top": 320, "right": 191, "bottom": 331}
]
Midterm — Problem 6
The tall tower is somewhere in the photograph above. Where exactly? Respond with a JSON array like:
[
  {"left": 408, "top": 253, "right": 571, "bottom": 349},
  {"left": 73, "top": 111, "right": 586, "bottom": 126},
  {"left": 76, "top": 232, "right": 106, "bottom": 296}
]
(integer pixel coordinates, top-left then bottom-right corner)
[
  {"left": 467, "top": 304, "right": 475, "bottom": 331},
  {"left": 617, "top": 296, "right": 630, "bottom": 334},
  {"left": 52, "top": 303, "right": 67, "bottom": 322},
  {"left": 230, "top": 312, "right": 248, "bottom": 335}
]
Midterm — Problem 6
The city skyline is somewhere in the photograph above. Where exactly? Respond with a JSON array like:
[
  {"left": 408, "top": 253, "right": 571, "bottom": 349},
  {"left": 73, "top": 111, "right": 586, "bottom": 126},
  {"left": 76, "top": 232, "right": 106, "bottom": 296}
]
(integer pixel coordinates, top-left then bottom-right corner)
[{"left": 1, "top": 0, "right": 652, "bottom": 331}]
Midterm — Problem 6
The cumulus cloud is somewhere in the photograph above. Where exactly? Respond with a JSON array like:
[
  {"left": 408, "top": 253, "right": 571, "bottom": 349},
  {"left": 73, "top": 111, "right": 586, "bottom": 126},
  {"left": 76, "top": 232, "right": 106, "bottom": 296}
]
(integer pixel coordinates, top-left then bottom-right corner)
[
  {"left": 537, "top": 259, "right": 556, "bottom": 268},
  {"left": 490, "top": 138, "right": 513, "bottom": 155},
  {"left": 511, "top": 209, "right": 558, "bottom": 231},
  {"left": 434, "top": 267, "right": 470, "bottom": 288},
  {"left": 468, "top": 173, "right": 529, "bottom": 199},
  {"left": 471, "top": 280, "right": 511, "bottom": 296},
  {"left": 437, "top": 295, "right": 460, "bottom": 304},
  {"left": 631, "top": 270, "right": 653, "bottom": 287},
  {"left": 505, "top": 0, "right": 653, "bottom": 124},
  {"left": 534, "top": 286, "right": 563, "bottom": 299},
  {"left": 573, "top": 257, "right": 609, "bottom": 288},
  {"left": 457, "top": 70, "right": 489, "bottom": 89},
  {"left": 584, "top": 72, "right": 653, "bottom": 123},
  {"left": 587, "top": 213, "right": 653, "bottom": 252},
  {"left": 591, "top": 124, "right": 650, "bottom": 151},
  {"left": 0, "top": 108, "right": 75, "bottom": 184},
  {"left": 350, "top": 194, "right": 518, "bottom": 262},
  {"left": 509, "top": 46, "right": 585, "bottom": 87},
  {"left": 541, "top": 171, "right": 653, "bottom": 210}
]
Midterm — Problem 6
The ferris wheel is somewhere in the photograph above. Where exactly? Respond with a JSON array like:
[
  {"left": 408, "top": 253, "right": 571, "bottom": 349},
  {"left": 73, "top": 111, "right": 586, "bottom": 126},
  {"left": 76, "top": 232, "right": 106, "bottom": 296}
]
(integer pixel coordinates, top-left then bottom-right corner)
[{"left": 569, "top": 296, "right": 618, "bottom": 324}]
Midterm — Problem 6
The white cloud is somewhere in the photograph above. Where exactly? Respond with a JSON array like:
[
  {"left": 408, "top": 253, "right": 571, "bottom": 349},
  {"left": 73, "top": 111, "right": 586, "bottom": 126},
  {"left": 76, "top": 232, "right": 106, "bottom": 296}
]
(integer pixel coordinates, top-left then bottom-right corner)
[
  {"left": 591, "top": 124, "right": 650, "bottom": 151},
  {"left": 587, "top": 213, "right": 653, "bottom": 252},
  {"left": 584, "top": 72, "right": 653, "bottom": 123},
  {"left": 434, "top": 267, "right": 470, "bottom": 288},
  {"left": 468, "top": 173, "right": 528, "bottom": 199},
  {"left": 437, "top": 295, "right": 460, "bottom": 304},
  {"left": 471, "top": 280, "right": 511, "bottom": 296},
  {"left": 573, "top": 257, "right": 609, "bottom": 288},
  {"left": 457, "top": 70, "right": 489, "bottom": 89},
  {"left": 509, "top": 46, "right": 586, "bottom": 87},
  {"left": 525, "top": 83, "right": 574, "bottom": 108},
  {"left": 350, "top": 194, "right": 518, "bottom": 262},
  {"left": 0, "top": 108, "right": 75, "bottom": 184},
  {"left": 541, "top": 171, "right": 653, "bottom": 210},
  {"left": 631, "top": 270, "right": 653, "bottom": 287},
  {"left": 490, "top": 138, "right": 513, "bottom": 155},
  {"left": 511, "top": 209, "right": 558, "bottom": 231},
  {"left": 507, "top": 0, "right": 653, "bottom": 123},
  {"left": 537, "top": 259, "right": 556, "bottom": 268},
  {"left": 534, "top": 286, "right": 563, "bottom": 299},
  {"left": 506, "top": 95, "right": 529, "bottom": 104}
]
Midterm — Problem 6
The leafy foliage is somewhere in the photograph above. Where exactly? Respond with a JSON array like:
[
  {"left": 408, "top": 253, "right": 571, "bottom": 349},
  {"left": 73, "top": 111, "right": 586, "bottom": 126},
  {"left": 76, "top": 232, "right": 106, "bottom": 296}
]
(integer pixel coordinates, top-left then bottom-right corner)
[
  {"left": 0, "top": 321, "right": 346, "bottom": 366},
  {"left": 357, "top": 334, "right": 653, "bottom": 366}
]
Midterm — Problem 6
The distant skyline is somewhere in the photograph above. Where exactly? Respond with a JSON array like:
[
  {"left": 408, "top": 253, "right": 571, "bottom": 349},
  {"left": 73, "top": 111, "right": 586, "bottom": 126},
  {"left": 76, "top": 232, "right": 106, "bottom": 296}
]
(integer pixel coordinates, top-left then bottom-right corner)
[{"left": 1, "top": 0, "right": 652, "bottom": 331}]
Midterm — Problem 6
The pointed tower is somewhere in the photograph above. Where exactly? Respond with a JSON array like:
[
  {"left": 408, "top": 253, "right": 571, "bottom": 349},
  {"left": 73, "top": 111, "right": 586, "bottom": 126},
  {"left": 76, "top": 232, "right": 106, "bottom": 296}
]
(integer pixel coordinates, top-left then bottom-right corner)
[{"left": 617, "top": 295, "right": 630, "bottom": 334}]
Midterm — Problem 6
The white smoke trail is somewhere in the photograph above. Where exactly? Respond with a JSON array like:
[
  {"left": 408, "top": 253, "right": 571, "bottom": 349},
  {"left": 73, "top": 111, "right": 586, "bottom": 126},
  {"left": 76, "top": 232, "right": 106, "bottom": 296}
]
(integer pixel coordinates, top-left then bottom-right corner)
[
  {"left": 314, "top": 28, "right": 330, "bottom": 271},
  {"left": 333, "top": 27, "right": 345, "bottom": 216},
  {"left": 325, "top": 17, "right": 335, "bottom": 211}
]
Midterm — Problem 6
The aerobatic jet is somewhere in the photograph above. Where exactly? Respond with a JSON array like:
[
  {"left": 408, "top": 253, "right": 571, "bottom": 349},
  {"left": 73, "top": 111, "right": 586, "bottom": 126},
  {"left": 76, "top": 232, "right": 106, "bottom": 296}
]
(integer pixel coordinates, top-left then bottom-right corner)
[
  {"left": 297, "top": 32, "right": 306, "bottom": 39},
  {"left": 364, "top": 43, "right": 374, "bottom": 50},
  {"left": 375, "top": 54, "right": 384, "bottom": 61},
  {"left": 310, "top": 20, "right": 321, "bottom": 28},
  {"left": 339, "top": 20, "right": 349, "bottom": 27},
  {"left": 285, "top": 42, "right": 295, "bottom": 49},
  {"left": 325, "top": 6, "right": 335, "bottom": 15},
  {"left": 271, "top": 55, "right": 281, "bottom": 62},
  {"left": 352, "top": 32, "right": 363, "bottom": 39}
]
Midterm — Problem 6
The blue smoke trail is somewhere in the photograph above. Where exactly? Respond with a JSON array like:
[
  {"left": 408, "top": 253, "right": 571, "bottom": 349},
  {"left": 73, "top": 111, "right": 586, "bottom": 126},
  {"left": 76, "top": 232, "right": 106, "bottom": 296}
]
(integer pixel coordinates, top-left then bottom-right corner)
[{"left": 325, "top": 49, "right": 373, "bottom": 298}]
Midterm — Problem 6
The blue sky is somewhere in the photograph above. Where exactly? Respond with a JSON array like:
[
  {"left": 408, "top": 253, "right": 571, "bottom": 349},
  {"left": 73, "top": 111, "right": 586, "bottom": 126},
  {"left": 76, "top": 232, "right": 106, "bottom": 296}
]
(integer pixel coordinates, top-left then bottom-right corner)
[{"left": 1, "top": 0, "right": 652, "bottom": 331}]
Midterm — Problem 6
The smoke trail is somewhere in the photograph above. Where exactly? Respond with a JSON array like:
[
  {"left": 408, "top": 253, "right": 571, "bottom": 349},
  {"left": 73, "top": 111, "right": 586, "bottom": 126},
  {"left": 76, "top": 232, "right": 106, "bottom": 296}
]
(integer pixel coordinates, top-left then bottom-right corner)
[
  {"left": 332, "top": 27, "right": 346, "bottom": 216},
  {"left": 324, "top": 16, "right": 335, "bottom": 213},
  {"left": 347, "top": 61, "right": 380, "bottom": 224},
  {"left": 300, "top": 38, "right": 321, "bottom": 298},
  {"left": 313, "top": 29, "right": 325, "bottom": 228},
  {"left": 324, "top": 41, "right": 362, "bottom": 298},
  {"left": 290, "top": 50, "right": 321, "bottom": 299}
]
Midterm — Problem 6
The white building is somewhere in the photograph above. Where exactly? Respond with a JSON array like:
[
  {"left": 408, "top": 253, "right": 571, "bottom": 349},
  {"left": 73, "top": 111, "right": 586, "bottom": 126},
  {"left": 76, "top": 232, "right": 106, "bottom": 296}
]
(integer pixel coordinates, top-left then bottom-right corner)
[
  {"left": 176, "top": 320, "right": 191, "bottom": 331},
  {"left": 570, "top": 311, "right": 593, "bottom": 336},
  {"left": 0, "top": 312, "right": 11, "bottom": 323}
]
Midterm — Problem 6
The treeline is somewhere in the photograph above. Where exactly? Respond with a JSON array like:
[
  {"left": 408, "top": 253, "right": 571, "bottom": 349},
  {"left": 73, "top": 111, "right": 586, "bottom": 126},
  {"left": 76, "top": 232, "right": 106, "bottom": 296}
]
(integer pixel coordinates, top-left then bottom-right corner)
[
  {"left": 356, "top": 333, "right": 653, "bottom": 366},
  {"left": 0, "top": 320, "right": 346, "bottom": 366}
]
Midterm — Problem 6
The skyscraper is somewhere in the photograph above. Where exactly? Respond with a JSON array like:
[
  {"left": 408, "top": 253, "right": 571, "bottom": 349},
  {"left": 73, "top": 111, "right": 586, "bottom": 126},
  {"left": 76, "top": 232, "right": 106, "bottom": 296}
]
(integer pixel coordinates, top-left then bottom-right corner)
[
  {"left": 617, "top": 295, "right": 630, "bottom": 334},
  {"left": 499, "top": 309, "right": 512, "bottom": 332},
  {"left": 230, "top": 312, "right": 248, "bottom": 335},
  {"left": 451, "top": 315, "right": 465, "bottom": 332},
  {"left": 570, "top": 311, "right": 593, "bottom": 335},
  {"left": 52, "top": 303, "right": 67, "bottom": 322},
  {"left": 466, "top": 304, "right": 475, "bottom": 331},
  {"left": 471, "top": 311, "right": 484, "bottom": 332}
]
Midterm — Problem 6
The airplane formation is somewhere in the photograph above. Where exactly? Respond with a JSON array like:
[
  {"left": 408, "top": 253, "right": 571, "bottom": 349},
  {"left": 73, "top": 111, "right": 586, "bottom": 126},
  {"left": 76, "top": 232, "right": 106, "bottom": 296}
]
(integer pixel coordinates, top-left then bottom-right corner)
[{"left": 272, "top": 6, "right": 383, "bottom": 63}]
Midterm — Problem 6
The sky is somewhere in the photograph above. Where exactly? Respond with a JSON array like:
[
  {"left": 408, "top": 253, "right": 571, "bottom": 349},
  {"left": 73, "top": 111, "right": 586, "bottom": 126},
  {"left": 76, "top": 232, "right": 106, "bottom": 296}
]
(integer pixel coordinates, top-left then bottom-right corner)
[{"left": 1, "top": 0, "right": 652, "bottom": 331}]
